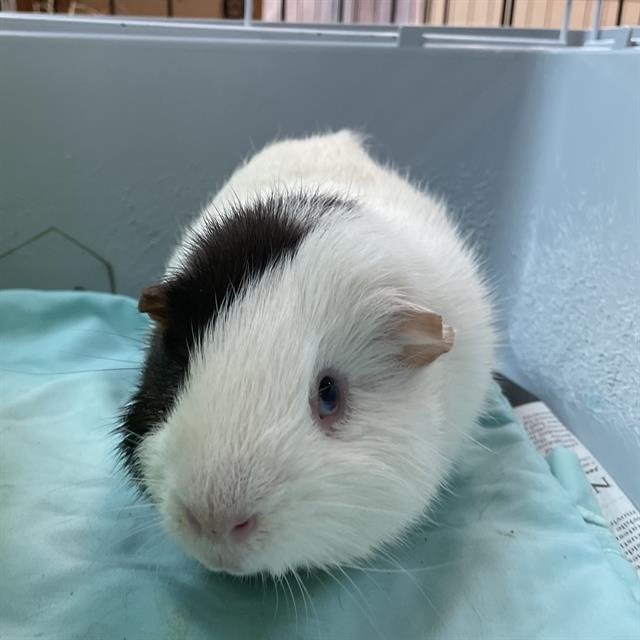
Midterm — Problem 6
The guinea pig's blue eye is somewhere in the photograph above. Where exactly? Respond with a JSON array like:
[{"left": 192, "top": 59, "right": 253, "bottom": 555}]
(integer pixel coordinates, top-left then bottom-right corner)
[
  {"left": 318, "top": 376, "right": 339, "bottom": 417},
  {"left": 312, "top": 371, "right": 347, "bottom": 430}
]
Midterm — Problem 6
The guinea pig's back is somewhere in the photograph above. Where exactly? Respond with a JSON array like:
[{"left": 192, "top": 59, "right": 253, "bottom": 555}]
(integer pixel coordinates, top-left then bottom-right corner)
[
  {"left": 211, "top": 130, "right": 448, "bottom": 229},
  {"left": 213, "top": 130, "right": 376, "bottom": 204}
]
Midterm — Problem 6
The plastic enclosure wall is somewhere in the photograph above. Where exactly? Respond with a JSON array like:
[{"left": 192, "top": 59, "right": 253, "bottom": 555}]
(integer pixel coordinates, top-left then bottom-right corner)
[{"left": 0, "top": 16, "right": 638, "bottom": 508}]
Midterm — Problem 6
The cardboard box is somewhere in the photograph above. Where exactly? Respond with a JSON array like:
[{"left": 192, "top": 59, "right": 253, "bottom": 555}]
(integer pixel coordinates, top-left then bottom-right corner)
[
  {"left": 114, "top": 0, "right": 168, "bottom": 16},
  {"left": 56, "top": 0, "right": 111, "bottom": 12},
  {"left": 173, "top": 0, "right": 224, "bottom": 17},
  {"left": 447, "top": 0, "right": 503, "bottom": 26}
]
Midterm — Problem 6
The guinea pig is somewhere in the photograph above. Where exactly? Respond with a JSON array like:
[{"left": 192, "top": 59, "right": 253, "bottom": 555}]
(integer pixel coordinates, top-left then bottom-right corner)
[{"left": 117, "top": 130, "right": 495, "bottom": 577}]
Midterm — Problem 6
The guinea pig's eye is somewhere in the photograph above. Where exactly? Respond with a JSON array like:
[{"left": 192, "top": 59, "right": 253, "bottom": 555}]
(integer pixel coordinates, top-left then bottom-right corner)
[
  {"left": 313, "top": 371, "right": 347, "bottom": 430},
  {"left": 318, "top": 376, "right": 339, "bottom": 417}
]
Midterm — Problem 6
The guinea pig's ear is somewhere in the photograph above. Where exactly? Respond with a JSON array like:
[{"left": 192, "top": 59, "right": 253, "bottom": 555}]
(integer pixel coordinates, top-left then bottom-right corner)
[
  {"left": 138, "top": 284, "right": 169, "bottom": 329},
  {"left": 397, "top": 307, "right": 455, "bottom": 368}
]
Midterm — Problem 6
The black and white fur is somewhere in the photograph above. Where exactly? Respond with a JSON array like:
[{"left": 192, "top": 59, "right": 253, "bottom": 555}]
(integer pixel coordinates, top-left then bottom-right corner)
[{"left": 118, "top": 130, "right": 495, "bottom": 576}]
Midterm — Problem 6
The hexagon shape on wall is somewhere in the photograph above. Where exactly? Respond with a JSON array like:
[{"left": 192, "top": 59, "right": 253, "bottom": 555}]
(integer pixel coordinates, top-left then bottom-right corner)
[{"left": 0, "top": 227, "right": 115, "bottom": 293}]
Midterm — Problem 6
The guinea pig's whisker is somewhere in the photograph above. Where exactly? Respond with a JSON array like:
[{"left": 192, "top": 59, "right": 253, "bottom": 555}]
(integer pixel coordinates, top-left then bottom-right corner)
[
  {"left": 119, "top": 513, "right": 163, "bottom": 531},
  {"left": 462, "top": 430, "right": 496, "bottom": 455},
  {"left": 0, "top": 366, "right": 140, "bottom": 376},
  {"left": 115, "top": 429, "right": 147, "bottom": 444},
  {"left": 283, "top": 574, "right": 299, "bottom": 631},
  {"left": 104, "top": 514, "right": 161, "bottom": 529},
  {"left": 119, "top": 526, "right": 165, "bottom": 547},
  {"left": 117, "top": 509, "right": 162, "bottom": 526},
  {"left": 342, "top": 559, "right": 459, "bottom": 574},
  {"left": 390, "top": 562, "right": 442, "bottom": 622},
  {"left": 101, "top": 503, "right": 157, "bottom": 514},
  {"left": 366, "top": 548, "right": 444, "bottom": 623},
  {"left": 74, "top": 328, "right": 148, "bottom": 345},
  {"left": 291, "top": 570, "right": 310, "bottom": 625},
  {"left": 121, "top": 474, "right": 164, "bottom": 488},
  {"left": 324, "top": 567, "right": 385, "bottom": 640},
  {"left": 335, "top": 564, "right": 375, "bottom": 613},
  {"left": 376, "top": 546, "right": 405, "bottom": 568},
  {"left": 134, "top": 528, "right": 166, "bottom": 548},
  {"left": 336, "top": 560, "right": 391, "bottom": 604},
  {"left": 272, "top": 574, "right": 280, "bottom": 620},
  {"left": 134, "top": 530, "right": 168, "bottom": 556},
  {"left": 310, "top": 501, "right": 410, "bottom": 517},
  {"left": 107, "top": 519, "right": 163, "bottom": 546},
  {"left": 434, "top": 480, "right": 457, "bottom": 501},
  {"left": 297, "top": 571, "right": 323, "bottom": 636},
  {"left": 290, "top": 572, "right": 305, "bottom": 617},
  {"left": 45, "top": 507, "right": 159, "bottom": 531},
  {"left": 59, "top": 350, "right": 142, "bottom": 365},
  {"left": 276, "top": 575, "right": 297, "bottom": 629},
  {"left": 296, "top": 570, "right": 319, "bottom": 633},
  {"left": 113, "top": 503, "right": 160, "bottom": 516}
]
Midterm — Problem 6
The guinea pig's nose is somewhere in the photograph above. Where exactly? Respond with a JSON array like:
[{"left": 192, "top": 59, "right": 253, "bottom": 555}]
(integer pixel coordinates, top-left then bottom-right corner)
[
  {"left": 229, "top": 515, "right": 257, "bottom": 541},
  {"left": 181, "top": 504, "right": 256, "bottom": 542}
]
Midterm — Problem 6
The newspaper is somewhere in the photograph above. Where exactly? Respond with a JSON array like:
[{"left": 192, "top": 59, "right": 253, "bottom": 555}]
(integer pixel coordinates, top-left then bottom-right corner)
[{"left": 514, "top": 401, "right": 640, "bottom": 576}]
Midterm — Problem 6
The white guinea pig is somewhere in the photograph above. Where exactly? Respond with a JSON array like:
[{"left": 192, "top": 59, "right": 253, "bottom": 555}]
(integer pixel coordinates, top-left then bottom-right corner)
[{"left": 118, "top": 130, "right": 495, "bottom": 576}]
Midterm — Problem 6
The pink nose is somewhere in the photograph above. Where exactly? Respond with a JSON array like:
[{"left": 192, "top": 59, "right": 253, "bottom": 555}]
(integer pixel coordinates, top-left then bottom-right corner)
[
  {"left": 182, "top": 506, "right": 256, "bottom": 542},
  {"left": 230, "top": 516, "right": 257, "bottom": 540}
]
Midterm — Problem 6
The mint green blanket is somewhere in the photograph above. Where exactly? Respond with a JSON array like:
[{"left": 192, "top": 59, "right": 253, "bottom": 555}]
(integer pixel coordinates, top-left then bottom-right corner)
[{"left": 1, "top": 290, "right": 638, "bottom": 639}]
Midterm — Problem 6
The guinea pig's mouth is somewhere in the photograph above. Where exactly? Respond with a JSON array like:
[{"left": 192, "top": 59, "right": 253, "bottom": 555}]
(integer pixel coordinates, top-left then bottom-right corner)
[
  {"left": 196, "top": 553, "right": 248, "bottom": 576},
  {"left": 189, "top": 545, "right": 273, "bottom": 577},
  {"left": 200, "top": 554, "right": 247, "bottom": 576},
  {"left": 171, "top": 532, "right": 255, "bottom": 576}
]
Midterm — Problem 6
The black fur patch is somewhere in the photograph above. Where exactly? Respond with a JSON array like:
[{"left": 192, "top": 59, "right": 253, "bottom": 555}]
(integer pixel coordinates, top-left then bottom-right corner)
[{"left": 116, "top": 191, "right": 350, "bottom": 486}]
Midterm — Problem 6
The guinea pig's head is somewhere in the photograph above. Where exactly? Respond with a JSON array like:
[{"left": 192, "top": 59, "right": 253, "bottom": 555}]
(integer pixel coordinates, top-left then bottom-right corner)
[{"left": 119, "top": 194, "right": 459, "bottom": 577}]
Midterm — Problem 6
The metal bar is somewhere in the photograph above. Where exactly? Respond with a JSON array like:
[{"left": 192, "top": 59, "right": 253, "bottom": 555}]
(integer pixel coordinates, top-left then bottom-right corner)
[
  {"left": 501, "top": 0, "right": 514, "bottom": 26},
  {"left": 244, "top": 0, "right": 252, "bottom": 26},
  {"left": 591, "top": 0, "right": 603, "bottom": 39},
  {"left": 423, "top": 32, "right": 566, "bottom": 45},
  {"left": 560, "top": 0, "right": 572, "bottom": 43}
]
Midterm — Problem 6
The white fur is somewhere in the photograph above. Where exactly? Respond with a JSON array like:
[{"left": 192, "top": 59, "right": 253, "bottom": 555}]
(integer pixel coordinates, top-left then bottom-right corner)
[{"left": 141, "top": 131, "right": 495, "bottom": 576}]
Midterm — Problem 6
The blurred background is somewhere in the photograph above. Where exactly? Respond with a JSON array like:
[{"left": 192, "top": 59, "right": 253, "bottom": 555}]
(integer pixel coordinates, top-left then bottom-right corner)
[{"left": 1, "top": 0, "right": 639, "bottom": 28}]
